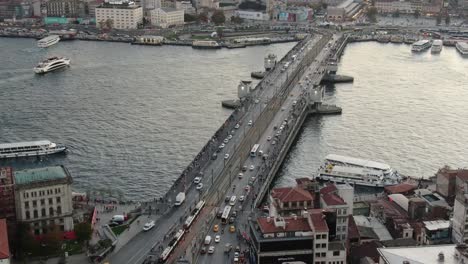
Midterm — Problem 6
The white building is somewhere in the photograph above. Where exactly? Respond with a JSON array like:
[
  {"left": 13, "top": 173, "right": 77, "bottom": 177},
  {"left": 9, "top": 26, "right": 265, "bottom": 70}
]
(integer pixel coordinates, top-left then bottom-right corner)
[
  {"left": 14, "top": 166, "right": 74, "bottom": 235},
  {"left": 150, "top": 7, "right": 184, "bottom": 28},
  {"left": 95, "top": 0, "right": 143, "bottom": 29},
  {"left": 175, "top": 1, "right": 195, "bottom": 14},
  {"left": 378, "top": 244, "right": 460, "bottom": 264},
  {"left": 374, "top": 0, "right": 422, "bottom": 14},
  {"left": 326, "top": 0, "right": 362, "bottom": 21},
  {"left": 235, "top": 10, "right": 270, "bottom": 20}
]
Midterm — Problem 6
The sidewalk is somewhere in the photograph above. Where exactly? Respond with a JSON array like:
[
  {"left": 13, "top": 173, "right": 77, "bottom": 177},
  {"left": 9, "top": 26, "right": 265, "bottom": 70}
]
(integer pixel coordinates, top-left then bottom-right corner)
[{"left": 12, "top": 254, "right": 90, "bottom": 264}]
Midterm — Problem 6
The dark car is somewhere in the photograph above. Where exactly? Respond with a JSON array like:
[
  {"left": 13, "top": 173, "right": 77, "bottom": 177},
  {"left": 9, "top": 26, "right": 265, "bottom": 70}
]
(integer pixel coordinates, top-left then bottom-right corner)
[
  {"left": 217, "top": 209, "right": 223, "bottom": 218},
  {"left": 229, "top": 217, "right": 235, "bottom": 224},
  {"left": 225, "top": 196, "right": 230, "bottom": 203},
  {"left": 232, "top": 210, "right": 237, "bottom": 218},
  {"left": 201, "top": 247, "right": 207, "bottom": 254},
  {"left": 241, "top": 166, "right": 247, "bottom": 172},
  {"left": 108, "top": 221, "right": 120, "bottom": 227}
]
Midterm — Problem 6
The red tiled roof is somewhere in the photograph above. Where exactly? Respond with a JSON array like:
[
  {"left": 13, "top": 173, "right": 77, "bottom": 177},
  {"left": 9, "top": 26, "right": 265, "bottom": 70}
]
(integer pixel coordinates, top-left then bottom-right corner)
[
  {"left": 295, "top": 177, "right": 313, "bottom": 185},
  {"left": 384, "top": 183, "right": 417, "bottom": 194},
  {"left": 271, "top": 187, "right": 314, "bottom": 203},
  {"left": 257, "top": 217, "right": 311, "bottom": 234},
  {"left": 322, "top": 193, "right": 346, "bottom": 206},
  {"left": 456, "top": 170, "right": 468, "bottom": 181},
  {"left": 309, "top": 209, "right": 329, "bottom": 232},
  {"left": 0, "top": 219, "right": 10, "bottom": 260},
  {"left": 320, "top": 183, "right": 337, "bottom": 195}
]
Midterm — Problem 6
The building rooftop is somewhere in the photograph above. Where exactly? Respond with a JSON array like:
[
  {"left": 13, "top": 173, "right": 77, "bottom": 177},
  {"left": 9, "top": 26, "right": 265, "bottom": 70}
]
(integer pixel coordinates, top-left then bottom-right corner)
[
  {"left": 320, "top": 183, "right": 337, "bottom": 194},
  {"left": 309, "top": 209, "right": 329, "bottom": 232},
  {"left": 271, "top": 187, "right": 314, "bottom": 203},
  {"left": 322, "top": 193, "right": 346, "bottom": 206},
  {"left": 0, "top": 219, "right": 10, "bottom": 260},
  {"left": 257, "top": 216, "right": 311, "bottom": 234},
  {"left": 353, "top": 215, "right": 393, "bottom": 241},
  {"left": 14, "top": 166, "right": 70, "bottom": 186},
  {"left": 378, "top": 244, "right": 457, "bottom": 264},
  {"left": 423, "top": 220, "right": 451, "bottom": 231},
  {"left": 388, "top": 193, "right": 409, "bottom": 211},
  {"left": 384, "top": 183, "right": 417, "bottom": 194}
]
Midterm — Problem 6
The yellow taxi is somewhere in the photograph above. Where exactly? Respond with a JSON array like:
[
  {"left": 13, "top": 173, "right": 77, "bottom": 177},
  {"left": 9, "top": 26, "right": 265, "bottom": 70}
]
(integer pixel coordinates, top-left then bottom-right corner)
[
  {"left": 229, "top": 225, "right": 236, "bottom": 233},
  {"left": 213, "top": 224, "right": 219, "bottom": 232}
]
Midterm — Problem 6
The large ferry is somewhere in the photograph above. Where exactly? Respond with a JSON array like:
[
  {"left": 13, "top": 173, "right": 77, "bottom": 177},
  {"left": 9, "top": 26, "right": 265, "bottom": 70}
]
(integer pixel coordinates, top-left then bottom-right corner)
[
  {"left": 315, "top": 154, "right": 402, "bottom": 187},
  {"left": 431, "top": 39, "right": 443, "bottom": 53},
  {"left": 456, "top": 42, "right": 468, "bottom": 56},
  {"left": 0, "top": 140, "right": 67, "bottom": 159},
  {"left": 192, "top": 40, "right": 221, "bottom": 49},
  {"left": 34, "top": 57, "right": 70, "bottom": 74},
  {"left": 37, "top": 35, "right": 60, "bottom": 48},
  {"left": 411, "top": 40, "right": 432, "bottom": 52}
]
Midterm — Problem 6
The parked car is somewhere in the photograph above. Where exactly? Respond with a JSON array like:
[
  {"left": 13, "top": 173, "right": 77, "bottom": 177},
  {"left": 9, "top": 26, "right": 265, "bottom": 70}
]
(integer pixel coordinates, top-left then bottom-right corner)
[
  {"left": 193, "top": 177, "right": 202, "bottom": 184},
  {"left": 196, "top": 183, "right": 203, "bottom": 190},
  {"left": 208, "top": 246, "right": 215, "bottom": 254},
  {"left": 142, "top": 220, "right": 155, "bottom": 231},
  {"left": 215, "top": 235, "right": 221, "bottom": 243}
]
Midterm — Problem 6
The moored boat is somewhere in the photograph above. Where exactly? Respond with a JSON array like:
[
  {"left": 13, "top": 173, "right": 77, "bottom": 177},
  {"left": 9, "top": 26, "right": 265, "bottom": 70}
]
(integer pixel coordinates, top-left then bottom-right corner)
[
  {"left": 37, "top": 35, "right": 60, "bottom": 48},
  {"left": 314, "top": 154, "right": 402, "bottom": 188},
  {"left": 192, "top": 40, "right": 221, "bottom": 49},
  {"left": 0, "top": 140, "right": 67, "bottom": 159},
  {"left": 411, "top": 40, "right": 431, "bottom": 52},
  {"left": 455, "top": 42, "right": 468, "bottom": 56},
  {"left": 431, "top": 39, "right": 443, "bottom": 53}
]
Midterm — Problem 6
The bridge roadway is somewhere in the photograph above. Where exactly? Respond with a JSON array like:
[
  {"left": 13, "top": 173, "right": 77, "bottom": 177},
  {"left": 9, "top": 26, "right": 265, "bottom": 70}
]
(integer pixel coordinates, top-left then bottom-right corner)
[
  {"left": 194, "top": 33, "right": 342, "bottom": 264},
  {"left": 106, "top": 34, "right": 323, "bottom": 264}
]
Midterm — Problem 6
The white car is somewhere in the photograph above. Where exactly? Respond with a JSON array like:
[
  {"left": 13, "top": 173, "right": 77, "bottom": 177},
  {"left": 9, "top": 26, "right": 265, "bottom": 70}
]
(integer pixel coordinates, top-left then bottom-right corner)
[
  {"left": 238, "top": 173, "right": 243, "bottom": 179},
  {"left": 208, "top": 246, "right": 215, "bottom": 254},
  {"left": 272, "top": 141, "right": 276, "bottom": 145},
  {"left": 235, "top": 123, "right": 240, "bottom": 129},
  {"left": 267, "top": 136, "right": 272, "bottom": 141},
  {"left": 250, "top": 165, "right": 255, "bottom": 171},
  {"left": 196, "top": 183, "right": 203, "bottom": 190},
  {"left": 219, "top": 143, "right": 225, "bottom": 149},
  {"left": 227, "top": 134, "right": 233, "bottom": 140},
  {"left": 142, "top": 220, "right": 155, "bottom": 231},
  {"left": 255, "top": 99, "right": 259, "bottom": 104},
  {"left": 194, "top": 177, "right": 202, "bottom": 184},
  {"left": 239, "top": 196, "right": 245, "bottom": 202},
  {"left": 224, "top": 154, "right": 230, "bottom": 160},
  {"left": 215, "top": 235, "right": 221, "bottom": 243},
  {"left": 248, "top": 120, "right": 253, "bottom": 126},
  {"left": 224, "top": 138, "right": 229, "bottom": 144}
]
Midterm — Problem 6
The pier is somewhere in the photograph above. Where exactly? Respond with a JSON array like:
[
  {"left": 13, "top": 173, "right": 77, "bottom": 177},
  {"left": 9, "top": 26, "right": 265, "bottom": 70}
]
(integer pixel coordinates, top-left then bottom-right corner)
[{"left": 106, "top": 31, "right": 348, "bottom": 264}]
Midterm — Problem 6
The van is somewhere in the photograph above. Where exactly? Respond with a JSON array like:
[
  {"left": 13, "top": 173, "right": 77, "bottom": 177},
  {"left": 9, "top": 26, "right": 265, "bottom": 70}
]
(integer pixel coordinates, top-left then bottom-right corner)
[
  {"left": 229, "top": 196, "right": 237, "bottom": 206},
  {"left": 204, "top": 235, "right": 212, "bottom": 245}
]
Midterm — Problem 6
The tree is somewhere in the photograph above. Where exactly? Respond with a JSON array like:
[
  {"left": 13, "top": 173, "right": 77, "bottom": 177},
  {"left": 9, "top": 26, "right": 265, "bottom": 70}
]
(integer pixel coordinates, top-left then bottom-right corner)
[
  {"left": 98, "top": 20, "right": 105, "bottom": 29},
  {"left": 74, "top": 222, "right": 92, "bottom": 244},
  {"left": 414, "top": 9, "right": 420, "bottom": 19},
  {"left": 230, "top": 15, "right": 243, "bottom": 24},
  {"left": 41, "top": 225, "right": 64, "bottom": 256},
  {"left": 436, "top": 15, "right": 442, "bottom": 25},
  {"left": 184, "top": 13, "right": 198, "bottom": 22},
  {"left": 198, "top": 12, "right": 209, "bottom": 23},
  {"left": 445, "top": 15, "right": 450, "bottom": 25},
  {"left": 211, "top": 10, "right": 226, "bottom": 25},
  {"left": 366, "top": 7, "right": 378, "bottom": 23},
  {"left": 105, "top": 18, "right": 114, "bottom": 29},
  {"left": 215, "top": 27, "right": 224, "bottom": 39}
]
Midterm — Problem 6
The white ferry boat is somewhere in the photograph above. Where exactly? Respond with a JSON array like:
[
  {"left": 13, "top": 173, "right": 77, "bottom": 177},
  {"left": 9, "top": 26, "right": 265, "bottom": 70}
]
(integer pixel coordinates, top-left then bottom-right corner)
[
  {"left": 0, "top": 140, "right": 67, "bottom": 159},
  {"left": 34, "top": 57, "right": 70, "bottom": 74},
  {"left": 315, "top": 154, "right": 402, "bottom": 187},
  {"left": 411, "top": 40, "right": 431, "bottom": 52},
  {"left": 37, "top": 35, "right": 60, "bottom": 48},
  {"left": 456, "top": 42, "right": 468, "bottom": 56},
  {"left": 431, "top": 39, "right": 443, "bottom": 53},
  {"left": 192, "top": 40, "right": 221, "bottom": 49}
]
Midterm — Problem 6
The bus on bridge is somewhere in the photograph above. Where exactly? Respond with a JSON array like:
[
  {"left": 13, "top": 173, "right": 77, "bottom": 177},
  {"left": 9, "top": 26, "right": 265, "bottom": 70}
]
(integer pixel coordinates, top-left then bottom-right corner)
[
  {"left": 250, "top": 144, "right": 260, "bottom": 157},
  {"left": 221, "top": 205, "right": 232, "bottom": 224}
]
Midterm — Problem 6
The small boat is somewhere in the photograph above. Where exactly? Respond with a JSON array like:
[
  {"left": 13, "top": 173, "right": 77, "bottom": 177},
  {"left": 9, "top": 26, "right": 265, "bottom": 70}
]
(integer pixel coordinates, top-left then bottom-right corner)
[
  {"left": 411, "top": 40, "right": 431, "bottom": 52},
  {"left": 34, "top": 57, "right": 70, "bottom": 74},
  {"left": 251, "top": 71, "right": 265, "bottom": 79},
  {"left": 37, "top": 35, "right": 60, "bottom": 48},
  {"left": 455, "top": 42, "right": 468, "bottom": 56},
  {"left": 431, "top": 39, "right": 443, "bottom": 53},
  {"left": 0, "top": 140, "right": 67, "bottom": 159},
  {"left": 192, "top": 40, "right": 221, "bottom": 49}
]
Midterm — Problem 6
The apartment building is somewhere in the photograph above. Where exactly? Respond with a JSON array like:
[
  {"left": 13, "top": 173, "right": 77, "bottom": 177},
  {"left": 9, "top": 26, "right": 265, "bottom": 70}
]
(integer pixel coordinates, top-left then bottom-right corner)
[
  {"left": 14, "top": 166, "right": 74, "bottom": 235},
  {"left": 95, "top": 0, "right": 143, "bottom": 29},
  {"left": 0, "top": 168, "right": 16, "bottom": 233},
  {"left": 149, "top": 7, "right": 184, "bottom": 28}
]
